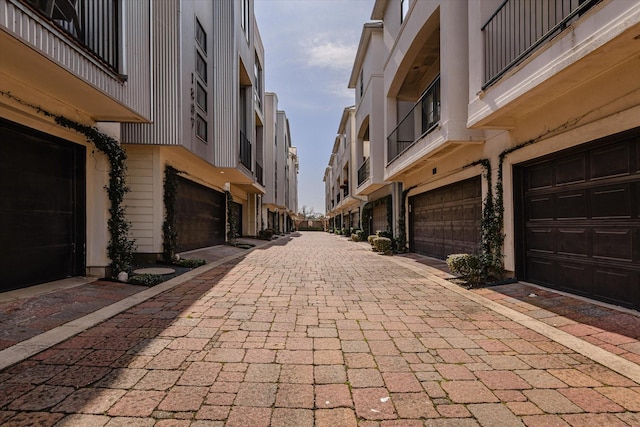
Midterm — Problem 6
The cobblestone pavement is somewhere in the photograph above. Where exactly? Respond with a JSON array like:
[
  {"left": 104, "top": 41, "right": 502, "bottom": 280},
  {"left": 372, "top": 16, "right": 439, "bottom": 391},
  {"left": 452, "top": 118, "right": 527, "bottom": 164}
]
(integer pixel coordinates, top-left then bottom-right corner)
[{"left": 1, "top": 232, "right": 639, "bottom": 426}]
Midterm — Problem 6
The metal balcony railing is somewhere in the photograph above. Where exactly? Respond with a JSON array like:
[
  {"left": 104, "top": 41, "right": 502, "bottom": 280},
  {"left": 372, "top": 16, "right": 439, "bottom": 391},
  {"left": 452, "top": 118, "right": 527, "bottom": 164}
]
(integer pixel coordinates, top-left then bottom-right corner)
[
  {"left": 255, "top": 161, "right": 264, "bottom": 185},
  {"left": 357, "top": 157, "right": 370, "bottom": 186},
  {"left": 240, "top": 130, "right": 252, "bottom": 170},
  {"left": 27, "top": 0, "right": 120, "bottom": 70},
  {"left": 482, "top": 0, "right": 601, "bottom": 89},
  {"left": 387, "top": 76, "right": 440, "bottom": 164}
]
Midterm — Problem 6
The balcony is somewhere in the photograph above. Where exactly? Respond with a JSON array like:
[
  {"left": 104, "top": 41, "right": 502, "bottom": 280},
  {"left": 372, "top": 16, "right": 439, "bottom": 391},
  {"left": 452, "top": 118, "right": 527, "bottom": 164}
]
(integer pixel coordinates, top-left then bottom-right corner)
[
  {"left": 387, "top": 76, "right": 440, "bottom": 164},
  {"left": 240, "top": 130, "right": 252, "bottom": 170},
  {"left": 26, "top": 0, "right": 120, "bottom": 70},
  {"left": 482, "top": 0, "right": 601, "bottom": 89},
  {"left": 357, "top": 157, "right": 370, "bottom": 187}
]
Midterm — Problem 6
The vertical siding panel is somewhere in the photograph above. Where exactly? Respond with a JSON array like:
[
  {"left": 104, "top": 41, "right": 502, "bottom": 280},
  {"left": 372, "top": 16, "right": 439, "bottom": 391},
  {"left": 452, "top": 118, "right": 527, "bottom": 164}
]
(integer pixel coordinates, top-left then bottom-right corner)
[
  {"left": 213, "top": 0, "right": 236, "bottom": 167},
  {"left": 121, "top": 0, "right": 180, "bottom": 145}
]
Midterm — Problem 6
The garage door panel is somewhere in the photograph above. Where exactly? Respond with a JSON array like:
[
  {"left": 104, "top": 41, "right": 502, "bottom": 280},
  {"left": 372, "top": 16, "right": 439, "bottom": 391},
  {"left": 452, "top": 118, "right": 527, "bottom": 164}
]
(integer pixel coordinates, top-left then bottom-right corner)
[
  {"left": 527, "top": 228, "right": 555, "bottom": 253},
  {"left": 557, "top": 228, "right": 588, "bottom": 257},
  {"left": 591, "top": 184, "right": 632, "bottom": 218},
  {"left": 592, "top": 229, "right": 633, "bottom": 261},
  {"left": 557, "top": 262, "right": 592, "bottom": 294},
  {"left": 528, "top": 163, "right": 553, "bottom": 190},
  {"left": 594, "top": 268, "right": 639, "bottom": 308},
  {"left": 591, "top": 144, "right": 630, "bottom": 179},
  {"left": 528, "top": 258, "right": 554, "bottom": 284},
  {"left": 557, "top": 154, "right": 586, "bottom": 185},
  {"left": 556, "top": 191, "right": 587, "bottom": 219},
  {"left": 528, "top": 196, "right": 554, "bottom": 220}
]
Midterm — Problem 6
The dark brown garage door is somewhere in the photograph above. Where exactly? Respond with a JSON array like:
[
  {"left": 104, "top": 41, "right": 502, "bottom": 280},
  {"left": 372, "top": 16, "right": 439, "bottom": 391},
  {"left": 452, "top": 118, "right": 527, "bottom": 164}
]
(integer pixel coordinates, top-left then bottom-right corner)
[
  {"left": 175, "top": 177, "right": 225, "bottom": 251},
  {"left": 517, "top": 128, "right": 640, "bottom": 310},
  {"left": 409, "top": 176, "right": 482, "bottom": 259},
  {"left": 0, "top": 119, "right": 86, "bottom": 291}
]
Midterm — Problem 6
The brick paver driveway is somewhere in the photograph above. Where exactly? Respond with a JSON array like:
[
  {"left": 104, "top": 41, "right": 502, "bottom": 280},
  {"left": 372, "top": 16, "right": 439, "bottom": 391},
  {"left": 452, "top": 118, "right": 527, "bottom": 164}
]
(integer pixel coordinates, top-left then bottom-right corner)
[{"left": 1, "top": 232, "right": 639, "bottom": 426}]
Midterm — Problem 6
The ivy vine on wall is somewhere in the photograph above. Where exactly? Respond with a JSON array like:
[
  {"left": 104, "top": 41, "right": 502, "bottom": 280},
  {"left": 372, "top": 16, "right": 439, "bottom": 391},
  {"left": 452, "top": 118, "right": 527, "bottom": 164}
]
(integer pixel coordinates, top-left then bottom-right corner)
[
  {"left": 225, "top": 191, "right": 237, "bottom": 241},
  {"left": 162, "top": 165, "right": 180, "bottom": 261},
  {"left": 1, "top": 91, "right": 135, "bottom": 276}
]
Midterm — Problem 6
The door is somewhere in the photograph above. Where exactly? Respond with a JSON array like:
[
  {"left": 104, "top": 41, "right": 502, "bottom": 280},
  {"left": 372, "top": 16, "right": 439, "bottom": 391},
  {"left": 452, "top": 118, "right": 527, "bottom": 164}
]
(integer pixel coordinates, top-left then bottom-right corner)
[
  {"left": 175, "top": 177, "right": 225, "bottom": 251},
  {"left": 0, "top": 119, "right": 86, "bottom": 291},
  {"left": 518, "top": 128, "right": 640, "bottom": 310},
  {"left": 409, "top": 176, "right": 482, "bottom": 259}
]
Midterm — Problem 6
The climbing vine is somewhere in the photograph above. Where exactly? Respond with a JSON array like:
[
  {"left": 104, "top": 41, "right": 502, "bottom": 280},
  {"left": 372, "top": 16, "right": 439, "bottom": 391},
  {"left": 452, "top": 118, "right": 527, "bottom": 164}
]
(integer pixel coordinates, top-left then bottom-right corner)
[
  {"left": 1, "top": 91, "right": 135, "bottom": 276},
  {"left": 225, "top": 191, "right": 237, "bottom": 241},
  {"left": 162, "top": 165, "right": 181, "bottom": 261}
]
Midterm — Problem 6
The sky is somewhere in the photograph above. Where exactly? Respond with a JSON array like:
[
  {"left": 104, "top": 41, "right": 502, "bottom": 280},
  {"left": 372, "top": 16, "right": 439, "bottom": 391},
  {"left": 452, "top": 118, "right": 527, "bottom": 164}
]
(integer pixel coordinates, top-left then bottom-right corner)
[{"left": 254, "top": 0, "right": 375, "bottom": 215}]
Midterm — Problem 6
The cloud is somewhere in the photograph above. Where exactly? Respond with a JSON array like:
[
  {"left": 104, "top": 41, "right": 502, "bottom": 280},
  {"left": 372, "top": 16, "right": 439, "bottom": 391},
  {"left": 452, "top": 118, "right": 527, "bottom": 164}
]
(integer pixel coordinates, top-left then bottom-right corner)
[{"left": 302, "top": 36, "right": 357, "bottom": 70}]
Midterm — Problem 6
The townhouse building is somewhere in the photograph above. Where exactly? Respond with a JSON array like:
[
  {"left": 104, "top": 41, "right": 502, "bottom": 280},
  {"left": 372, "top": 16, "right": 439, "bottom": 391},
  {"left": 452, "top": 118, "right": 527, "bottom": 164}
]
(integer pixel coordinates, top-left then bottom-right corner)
[
  {"left": 325, "top": 106, "right": 367, "bottom": 232},
  {"left": 263, "top": 92, "right": 298, "bottom": 233},
  {"left": 122, "top": 0, "right": 266, "bottom": 258},
  {"left": 0, "top": 0, "right": 153, "bottom": 290},
  {"left": 337, "top": 0, "right": 639, "bottom": 310},
  {"left": 1, "top": 0, "right": 295, "bottom": 291},
  {"left": 349, "top": 21, "right": 397, "bottom": 236}
]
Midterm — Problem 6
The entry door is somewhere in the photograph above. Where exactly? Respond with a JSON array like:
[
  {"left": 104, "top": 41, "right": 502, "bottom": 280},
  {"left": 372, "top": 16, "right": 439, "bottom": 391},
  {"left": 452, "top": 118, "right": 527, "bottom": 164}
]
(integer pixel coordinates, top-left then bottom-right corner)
[{"left": 0, "top": 120, "right": 86, "bottom": 291}]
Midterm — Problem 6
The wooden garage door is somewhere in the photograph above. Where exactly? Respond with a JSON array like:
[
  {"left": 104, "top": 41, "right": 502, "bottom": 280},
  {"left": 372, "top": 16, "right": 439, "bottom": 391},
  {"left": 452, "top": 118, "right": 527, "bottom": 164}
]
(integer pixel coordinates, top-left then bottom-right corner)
[
  {"left": 0, "top": 120, "right": 86, "bottom": 291},
  {"left": 175, "top": 177, "right": 225, "bottom": 251},
  {"left": 409, "top": 176, "right": 482, "bottom": 259},
  {"left": 519, "top": 129, "right": 640, "bottom": 310},
  {"left": 372, "top": 202, "right": 388, "bottom": 234}
]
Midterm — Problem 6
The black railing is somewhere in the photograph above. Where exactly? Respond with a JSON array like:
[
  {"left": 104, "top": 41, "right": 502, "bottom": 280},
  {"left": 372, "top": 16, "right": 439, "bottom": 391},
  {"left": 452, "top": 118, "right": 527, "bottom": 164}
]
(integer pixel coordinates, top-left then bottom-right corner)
[
  {"left": 27, "top": 0, "right": 120, "bottom": 70},
  {"left": 387, "top": 76, "right": 440, "bottom": 164},
  {"left": 255, "top": 161, "right": 264, "bottom": 185},
  {"left": 357, "top": 157, "right": 370, "bottom": 186},
  {"left": 240, "top": 130, "right": 252, "bottom": 169},
  {"left": 482, "top": 0, "right": 601, "bottom": 89}
]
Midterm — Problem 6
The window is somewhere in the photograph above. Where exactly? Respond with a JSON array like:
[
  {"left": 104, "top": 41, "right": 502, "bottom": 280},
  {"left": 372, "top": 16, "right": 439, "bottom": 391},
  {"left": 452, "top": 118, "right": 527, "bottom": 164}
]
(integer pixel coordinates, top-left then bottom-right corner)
[
  {"left": 401, "top": 0, "right": 409, "bottom": 23},
  {"left": 359, "top": 70, "right": 364, "bottom": 97},
  {"left": 196, "top": 52, "right": 207, "bottom": 83},
  {"left": 195, "top": 18, "right": 206, "bottom": 53},
  {"left": 194, "top": 15, "right": 208, "bottom": 144},
  {"left": 241, "top": 0, "right": 250, "bottom": 41},
  {"left": 196, "top": 82, "right": 207, "bottom": 111},
  {"left": 254, "top": 54, "right": 262, "bottom": 108},
  {"left": 196, "top": 114, "right": 207, "bottom": 141}
]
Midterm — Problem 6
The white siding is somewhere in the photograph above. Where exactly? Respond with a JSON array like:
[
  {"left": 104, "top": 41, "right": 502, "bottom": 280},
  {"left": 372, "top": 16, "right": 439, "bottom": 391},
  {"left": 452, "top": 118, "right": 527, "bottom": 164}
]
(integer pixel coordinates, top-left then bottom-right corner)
[
  {"left": 0, "top": 0, "right": 151, "bottom": 118},
  {"left": 125, "top": 151, "right": 156, "bottom": 252}
]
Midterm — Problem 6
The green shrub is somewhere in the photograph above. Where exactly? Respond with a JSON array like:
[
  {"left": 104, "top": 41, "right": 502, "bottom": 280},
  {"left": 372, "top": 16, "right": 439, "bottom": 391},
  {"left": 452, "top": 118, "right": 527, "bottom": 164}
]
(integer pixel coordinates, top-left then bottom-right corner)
[
  {"left": 356, "top": 230, "right": 365, "bottom": 242},
  {"left": 373, "top": 237, "right": 393, "bottom": 255},
  {"left": 258, "top": 229, "right": 274, "bottom": 240},
  {"left": 351, "top": 233, "right": 359, "bottom": 242},
  {"left": 129, "top": 274, "right": 164, "bottom": 286},
  {"left": 446, "top": 253, "right": 483, "bottom": 284},
  {"left": 175, "top": 258, "right": 206, "bottom": 268},
  {"left": 368, "top": 235, "right": 377, "bottom": 250}
]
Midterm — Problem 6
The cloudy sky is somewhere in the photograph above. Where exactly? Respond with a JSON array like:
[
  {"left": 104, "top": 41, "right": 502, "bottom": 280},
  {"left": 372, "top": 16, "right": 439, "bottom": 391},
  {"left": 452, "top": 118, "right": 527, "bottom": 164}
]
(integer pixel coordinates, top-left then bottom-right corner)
[{"left": 254, "top": 0, "right": 375, "bottom": 215}]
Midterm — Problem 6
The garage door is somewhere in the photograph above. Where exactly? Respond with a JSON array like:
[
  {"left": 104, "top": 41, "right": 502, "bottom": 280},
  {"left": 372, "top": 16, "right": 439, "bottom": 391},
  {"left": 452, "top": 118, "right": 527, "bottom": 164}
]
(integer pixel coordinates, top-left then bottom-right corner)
[
  {"left": 0, "top": 119, "right": 86, "bottom": 291},
  {"left": 518, "top": 129, "right": 640, "bottom": 310},
  {"left": 175, "top": 177, "right": 225, "bottom": 251},
  {"left": 372, "top": 202, "right": 388, "bottom": 234},
  {"left": 409, "top": 176, "right": 482, "bottom": 259}
]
